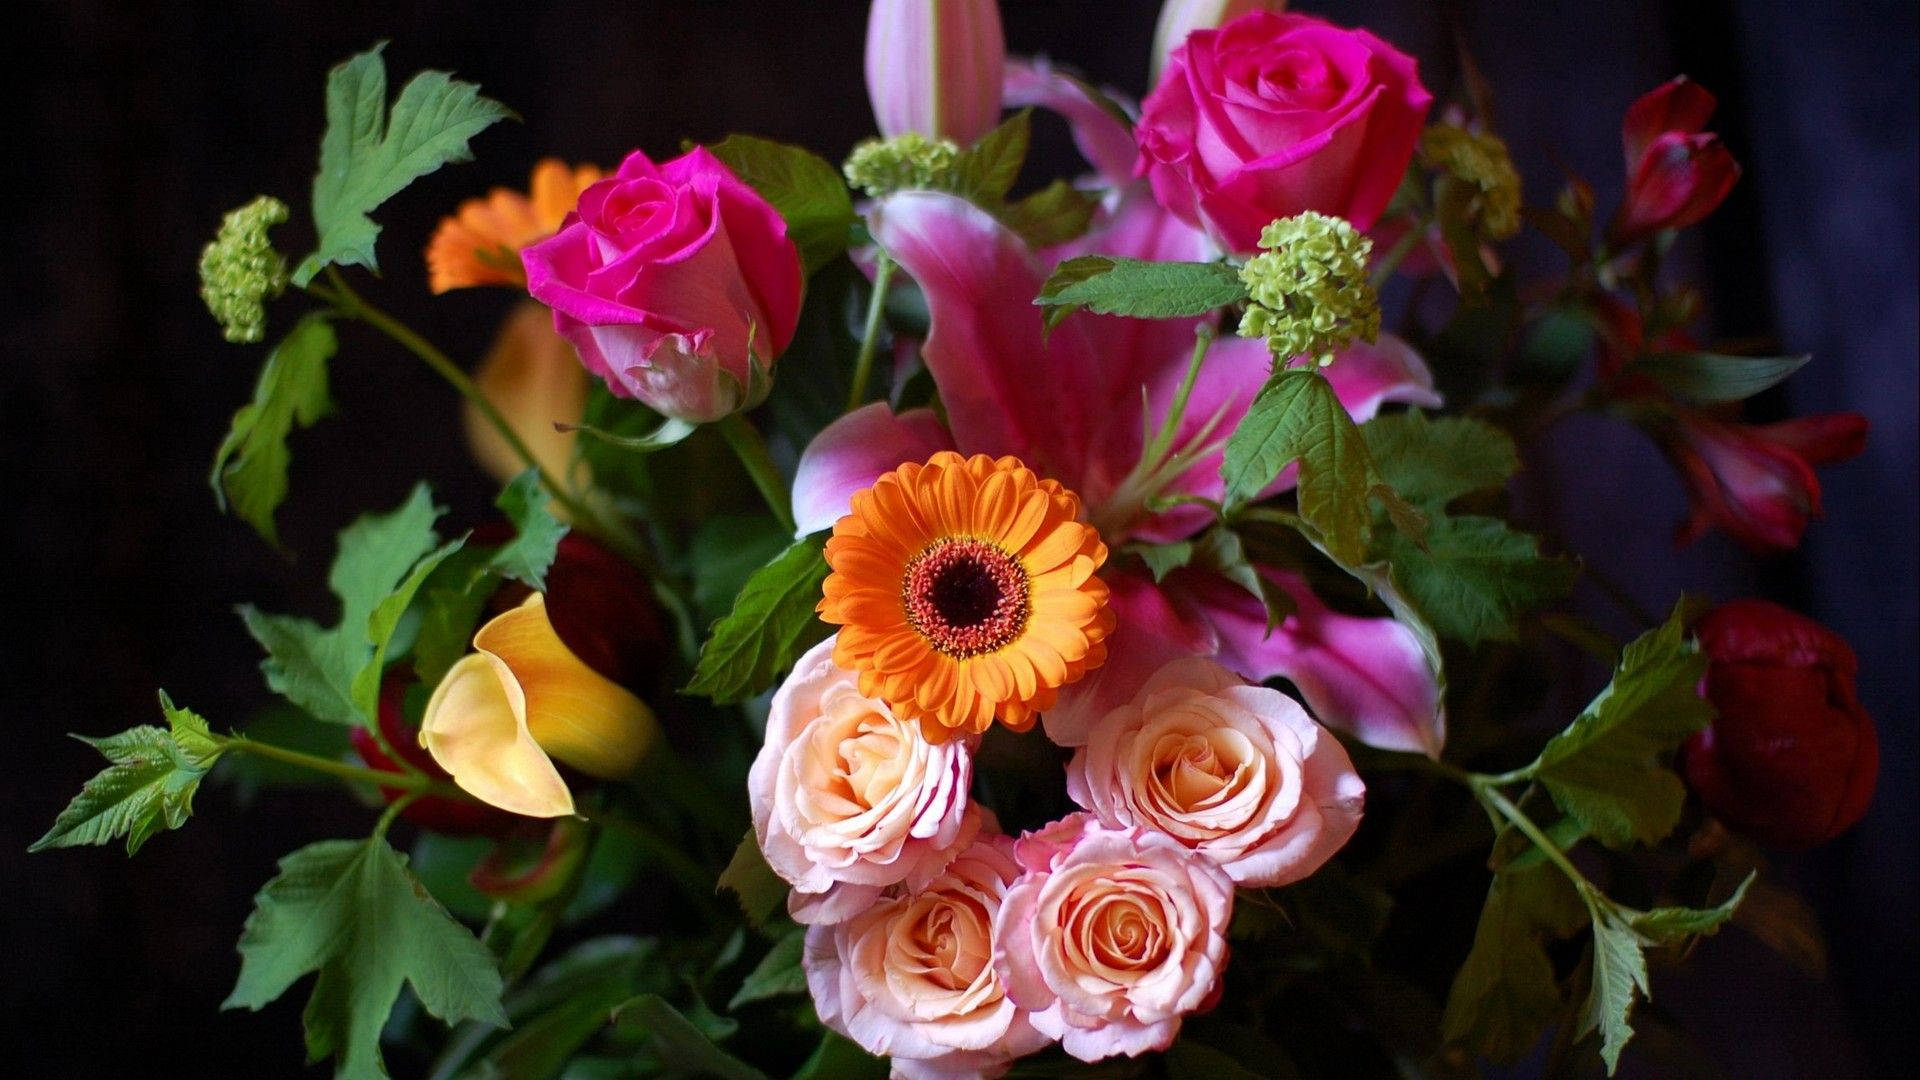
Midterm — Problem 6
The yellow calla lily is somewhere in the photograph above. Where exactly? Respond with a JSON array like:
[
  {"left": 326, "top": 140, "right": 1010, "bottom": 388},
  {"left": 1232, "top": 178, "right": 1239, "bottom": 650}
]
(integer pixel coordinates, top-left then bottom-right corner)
[{"left": 422, "top": 592, "right": 659, "bottom": 817}]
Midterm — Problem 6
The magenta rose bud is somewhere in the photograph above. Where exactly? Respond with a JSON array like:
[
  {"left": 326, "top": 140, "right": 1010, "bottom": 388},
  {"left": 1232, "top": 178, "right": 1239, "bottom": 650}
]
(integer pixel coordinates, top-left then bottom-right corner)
[
  {"left": 865, "top": 0, "right": 1006, "bottom": 147},
  {"left": 1658, "top": 410, "right": 1869, "bottom": 553},
  {"left": 1135, "top": 10, "right": 1432, "bottom": 253},
  {"left": 1682, "top": 600, "right": 1878, "bottom": 848},
  {"left": 1610, "top": 77, "right": 1741, "bottom": 245},
  {"left": 521, "top": 147, "right": 804, "bottom": 423}
]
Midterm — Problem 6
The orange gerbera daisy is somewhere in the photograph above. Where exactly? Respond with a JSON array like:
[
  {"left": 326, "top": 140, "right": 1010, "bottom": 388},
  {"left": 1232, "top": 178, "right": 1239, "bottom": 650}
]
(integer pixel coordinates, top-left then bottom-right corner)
[
  {"left": 819, "top": 451, "right": 1114, "bottom": 739},
  {"left": 425, "top": 159, "right": 603, "bottom": 293}
]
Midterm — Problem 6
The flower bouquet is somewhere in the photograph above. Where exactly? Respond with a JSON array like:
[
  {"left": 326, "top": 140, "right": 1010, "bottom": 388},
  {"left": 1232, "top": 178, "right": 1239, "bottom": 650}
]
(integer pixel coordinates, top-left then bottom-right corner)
[{"left": 34, "top": 2, "right": 1883, "bottom": 1078}]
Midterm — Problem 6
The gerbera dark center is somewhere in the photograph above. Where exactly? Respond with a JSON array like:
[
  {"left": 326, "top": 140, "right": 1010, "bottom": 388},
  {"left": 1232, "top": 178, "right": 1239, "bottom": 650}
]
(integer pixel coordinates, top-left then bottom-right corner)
[{"left": 903, "top": 538, "right": 1030, "bottom": 658}]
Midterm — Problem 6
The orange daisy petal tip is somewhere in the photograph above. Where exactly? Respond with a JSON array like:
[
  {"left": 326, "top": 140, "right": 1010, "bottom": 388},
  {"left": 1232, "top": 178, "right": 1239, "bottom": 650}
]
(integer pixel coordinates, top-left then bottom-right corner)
[
  {"left": 426, "top": 159, "right": 605, "bottom": 294},
  {"left": 817, "top": 451, "right": 1114, "bottom": 739}
]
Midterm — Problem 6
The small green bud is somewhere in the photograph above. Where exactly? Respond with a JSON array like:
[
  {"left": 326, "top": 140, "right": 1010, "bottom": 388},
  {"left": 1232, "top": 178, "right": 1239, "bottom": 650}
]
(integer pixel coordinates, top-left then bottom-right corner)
[
  {"left": 199, "top": 195, "right": 290, "bottom": 344},
  {"left": 1420, "top": 124, "right": 1522, "bottom": 240},
  {"left": 843, "top": 133, "right": 964, "bottom": 198},
  {"left": 1236, "top": 211, "right": 1380, "bottom": 366}
]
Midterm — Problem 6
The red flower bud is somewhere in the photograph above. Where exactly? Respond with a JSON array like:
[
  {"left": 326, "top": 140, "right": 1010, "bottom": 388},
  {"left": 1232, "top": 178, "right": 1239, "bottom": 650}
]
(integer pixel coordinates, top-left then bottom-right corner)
[
  {"left": 474, "top": 529, "right": 667, "bottom": 693},
  {"left": 1658, "top": 409, "right": 1868, "bottom": 553},
  {"left": 350, "top": 672, "right": 516, "bottom": 836},
  {"left": 1611, "top": 77, "right": 1740, "bottom": 245},
  {"left": 1682, "top": 599, "right": 1878, "bottom": 848}
]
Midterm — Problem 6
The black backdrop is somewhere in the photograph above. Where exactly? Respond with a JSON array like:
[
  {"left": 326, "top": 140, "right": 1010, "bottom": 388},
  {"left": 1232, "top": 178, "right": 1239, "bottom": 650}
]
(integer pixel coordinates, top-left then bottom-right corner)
[{"left": 2, "top": 2, "right": 1912, "bottom": 1077}]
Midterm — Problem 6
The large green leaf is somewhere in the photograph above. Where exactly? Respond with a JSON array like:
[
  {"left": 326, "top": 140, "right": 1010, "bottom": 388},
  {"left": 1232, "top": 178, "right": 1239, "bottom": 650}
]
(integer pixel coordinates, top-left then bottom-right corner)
[
  {"left": 210, "top": 313, "right": 337, "bottom": 546},
  {"left": 224, "top": 838, "right": 506, "bottom": 1079},
  {"left": 239, "top": 484, "right": 452, "bottom": 724},
  {"left": 609, "top": 995, "right": 767, "bottom": 1080},
  {"left": 707, "top": 134, "right": 856, "bottom": 276},
  {"left": 716, "top": 830, "right": 789, "bottom": 929},
  {"left": 293, "top": 43, "right": 514, "bottom": 284},
  {"left": 728, "top": 925, "right": 807, "bottom": 1009},
  {"left": 1035, "top": 255, "right": 1247, "bottom": 326},
  {"left": 684, "top": 538, "right": 830, "bottom": 704},
  {"left": 1222, "top": 369, "right": 1375, "bottom": 565},
  {"left": 1524, "top": 606, "right": 1712, "bottom": 847},
  {"left": 1582, "top": 899, "right": 1651, "bottom": 1075},
  {"left": 1441, "top": 866, "right": 1584, "bottom": 1064},
  {"left": 950, "top": 109, "right": 1031, "bottom": 205},
  {"left": 31, "top": 692, "right": 226, "bottom": 855},
  {"left": 485, "top": 469, "right": 568, "bottom": 590},
  {"left": 1627, "top": 351, "right": 1810, "bottom": 405},
  {"left": 1362, "top": 410, "right": 1519, "bottom": 509},
  {"left": 1378, "top": 515, "right": 1576, "bottom": 646}
]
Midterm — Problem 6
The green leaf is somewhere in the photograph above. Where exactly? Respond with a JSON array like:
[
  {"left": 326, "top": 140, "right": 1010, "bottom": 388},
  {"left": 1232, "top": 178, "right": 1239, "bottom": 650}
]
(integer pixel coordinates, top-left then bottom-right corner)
[
  {"left": 1630, "top": 872, "right": 1754, "bottom": 944},
  {"left": 1627, "top": 352, "right": 1811, "bottom": 405},
  {"left": 1525, "top": 606, "right": 1712, "bottom": 847},
  {"left": 210, "top": 313, "right": 338, "bottom": 546},
  {"left": 689, "top": 515, "right": 793, "bottom": 628},
  {"left": 294, "top": 43, "right": 515, "bottom": 284},
  {"left": 685, "top": 538, "right": 831, "bottom": 704},
  {"left": 31, "top": 692, "right": 226, "bottom": 855},
  {"left": 728, "top": 925, "right": 807, "bottom": 1009},
  {"left": 716, "top": 830, "right": 788, "bottom": 929},
  {"left": 347, "top": 534, "right": 466, "bottom": 722},
  {"left": 407, "top": 544, "right": 499, "bottom": 688},
  {"left": 1442, "top": 866, "right": 1582, "bottom": 1064},
  {"left": 1164, "top": 1039, "right": 1270, "bottom": 1080},
  {"left": 1222, "top": 369, "right": 1374, "bottom": 565},
  {"left": 239, "top": 483, "right": 447, "bottom": 724},
  {"left": 792, "top": 1031, "right": 887, "bottom": 1080},
  {"left": 487, "top": 469, "right": 568, "bottom": 590},
  {"left": 707, "top": 134, "right": 857, "bottom": 276},
  {"left": 565, "top": 416, "right": 699, "bottom": 454},
  {"left": 951, "top": 109, "right": 1031, "bottom": 205},
  {"left": 609, "top": 995, "right": 768, "bottom": 1080},
  {"left": 1582, "top": 898, "right": 1651, "bottom": 1075},
  {"left": 1377, "top": 515, "right": 1576, "bottom": 646},
  {"left": 1000, "top": 179, "right": 1102, "bottom": 249},
  {"left": 224, "top": 837, "right": 506, "bottom": 1079},
  {"left": 1362, "top": 410, "right": 1519, "bottom": 509},
  {"left": 1191, "top": 527, "right": 1294, "bottom": 629},
  {"left": 1125, "top": 539, "right": 1194, "bottom": 583},
  {"left": 1035, "top": 255, "right": 1247, "bottom": 325}
]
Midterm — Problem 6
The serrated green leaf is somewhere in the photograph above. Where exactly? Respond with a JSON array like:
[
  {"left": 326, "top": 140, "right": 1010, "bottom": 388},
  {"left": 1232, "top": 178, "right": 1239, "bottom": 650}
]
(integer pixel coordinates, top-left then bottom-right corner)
[
  {"left": 294, "top": 43, "right": 514, "bottom": 285},
  {"left": 1378, "top": 515, "right": 1576, "bottom": 646},
  {"left": 1035, "top": 256, "right": 1247, "bottom": 323},
  {"left": 1630, "top": 872, "right": 1754, "bottom": 944},
  {"left": 407, "top": 544, "right": 498, "bottom": 688},
  {"left": 1442, "top": 866, "right": 1581, "bottom": 1064},
  {"left": 1525, "top": 606, "right": 1712, "bottom": 847},
  {"left": 240, "top": 483, "right": 447, "bottom": 724},
  {"left": 1222, "top": 369, "right": 1374, "bottom": 565},
  {"left": 486, "top": 470, "right": 568, "bottom": 590},
  {"left": 1363, "top": 410, "right": 1519, "bottom": 509},
  {"left": 224, "top": 837, "right": 506, "bottom": 1079},
  {"left": 716, "top": 830, "right": 788, "bottom": 929},
  {"left": 728, "top": 925, "right": 806, "bottom": 1009},
  {"left": 951, "top": 109, "right": 1031, "bottom": 205},
  {"left": 1126, "top": 539, "right": 1194, "bottom": 583},
  {"left": 1191, "top": 527, "right": 1294, "bottom": 629},
  {"left": 1582, "top": 899, "right": 1651, "bottom": 1075},
  {"left": 210, "top": 313, "right": 338, "bottom": 546},
  {"left": 31, "top": 692, "right": 226, "bottom": 855},
  {"left": 685, "top": 538, "right": 830, "bottom": 704},
  {"left": 1627, "top": 352, "right": 1810, "bottom": 405},
  {"left": 707, "top": 134, "right": 855, "bottom": 276},
  {"left": 1000, "top": 179, "right": 1101, "bottom": 249},
  {"left": 348, "top": 534, "right": 465, "bottom": 722},
  {"left": 609, "top": 994, "right": 768, "bottom": 1080}
]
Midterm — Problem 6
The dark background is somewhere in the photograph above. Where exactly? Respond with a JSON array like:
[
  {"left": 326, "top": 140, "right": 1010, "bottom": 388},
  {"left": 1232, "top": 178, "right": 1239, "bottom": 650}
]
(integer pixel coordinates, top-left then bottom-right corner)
[{"left": 2, "top": 1, "right": 1912, "bottom": 1077}]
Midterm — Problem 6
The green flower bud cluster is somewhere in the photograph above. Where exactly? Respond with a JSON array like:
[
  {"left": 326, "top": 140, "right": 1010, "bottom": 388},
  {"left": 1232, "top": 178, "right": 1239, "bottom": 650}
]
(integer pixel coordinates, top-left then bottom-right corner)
[
  {"left": 1236, "top": 212, "right": 1380, "bottom": 366},
  {"left": 1420, "top": 124, "right": 1522, "bottom": 240},
  {"left": 199, "top": 195, "right": 291, "bottom": 343},
  {"left": 843, "top": 133, "right": 963, "bottom": 198}
]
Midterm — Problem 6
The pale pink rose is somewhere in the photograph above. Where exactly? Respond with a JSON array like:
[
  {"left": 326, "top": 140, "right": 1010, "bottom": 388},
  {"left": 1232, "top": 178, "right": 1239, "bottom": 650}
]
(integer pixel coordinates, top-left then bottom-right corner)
[
  {"left": 994, "top": 819, "right": 1235, "bottom": 1061},
  {"left": 750, "top": 637, "right": 976, "bottom": 924},
  {"left": 522, "top": 147, "right": 804, "bottom": 423},
  {"left": 1066, "top": 658, "right": 1364, "bottom": 887},
  {"left": 805, "top": 833, "right": 1052, "bottom": 1079},
  {"left": 1136, "top": 10, "right": 1432, "bottom": 253}
]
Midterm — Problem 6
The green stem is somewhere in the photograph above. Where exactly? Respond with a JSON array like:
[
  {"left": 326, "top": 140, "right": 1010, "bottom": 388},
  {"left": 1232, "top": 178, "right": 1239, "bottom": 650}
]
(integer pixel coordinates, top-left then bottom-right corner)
[
  {"left": 1143, "top": 324, "right": 1216, "bottom": 467},
  {"left": 221, "top": 735, "right": 470, "bottom": 801},
  {"left": 309, "top": 271, "right": 655, "bottom": 575},
  {"left": 1473, "top": 779, "right": 1590, "bottom": 889},
  {"left": 372, "top": 791, "right": 421, "bottom": 840},
  {"left": 716, "top": 412, "right": 795, "bottom": 534},
  {"left": 1370, "top": 213, "right": 1430, "bottom": 289},
  {"left": 846, "top": 254, "right": 897, "bottom": 412}
]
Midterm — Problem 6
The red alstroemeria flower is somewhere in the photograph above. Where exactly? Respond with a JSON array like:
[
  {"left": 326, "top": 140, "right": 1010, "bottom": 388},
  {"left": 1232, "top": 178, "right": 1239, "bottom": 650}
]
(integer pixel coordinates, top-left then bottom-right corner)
[{"left": 1659, "top": 410, "right": 1869, "bottom": 553}]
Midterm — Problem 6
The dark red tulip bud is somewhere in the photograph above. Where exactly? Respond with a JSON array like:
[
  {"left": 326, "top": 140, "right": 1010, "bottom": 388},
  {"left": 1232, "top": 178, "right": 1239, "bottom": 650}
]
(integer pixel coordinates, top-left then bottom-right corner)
[{"left": 1682, "top": 599, "right": 1878, "bottom": 848}]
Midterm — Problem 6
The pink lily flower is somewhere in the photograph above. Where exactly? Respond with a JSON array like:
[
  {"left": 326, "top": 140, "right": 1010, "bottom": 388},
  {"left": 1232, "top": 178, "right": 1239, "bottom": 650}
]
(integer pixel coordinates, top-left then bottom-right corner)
[{"left": 792, "top": 90, "right": 1446, "bottom": 755}]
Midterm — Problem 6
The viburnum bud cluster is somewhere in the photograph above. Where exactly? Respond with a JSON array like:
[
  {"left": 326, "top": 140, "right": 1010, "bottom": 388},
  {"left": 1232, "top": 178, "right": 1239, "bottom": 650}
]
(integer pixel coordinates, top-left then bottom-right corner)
[
  {"left": 842, "top": 133, "right": 964, "bottom": 198},
  {"left": 198, "top": 195, "right": 290, "bottom": 343},
  {"left": 1237, "top": 211, "right": 1381, "bottom": 366}
]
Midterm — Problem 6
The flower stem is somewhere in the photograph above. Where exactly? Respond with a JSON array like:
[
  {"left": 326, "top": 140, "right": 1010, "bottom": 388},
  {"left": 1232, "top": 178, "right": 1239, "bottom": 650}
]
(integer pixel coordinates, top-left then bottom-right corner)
[
  {"left": 846, "top": 253, "right": 897, "bottom": 412},
  {"left": 219, "top": 734, "right": 470, "bottom": 802},
  {"left": 1472, "top": 778, "right": 1591, "bottom": 890},
  {"left": 1369, "top": 214, "right": 1429, "bottom": 290},
  {"left": 716, "top": 412, "right": 795, "bottom": 534}
]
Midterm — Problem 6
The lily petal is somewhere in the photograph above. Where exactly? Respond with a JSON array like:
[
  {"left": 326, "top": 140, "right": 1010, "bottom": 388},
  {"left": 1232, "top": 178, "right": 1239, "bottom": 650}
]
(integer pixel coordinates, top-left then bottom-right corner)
[
  {"left": 792, "top": 403, "right": 955, "bottom": 536},
  {"left": 1003, "top": 57, "right": 1140, "bottom": 187},
  {"left": 1322, "top": 332, "right": 1444, "bottom": 423}
]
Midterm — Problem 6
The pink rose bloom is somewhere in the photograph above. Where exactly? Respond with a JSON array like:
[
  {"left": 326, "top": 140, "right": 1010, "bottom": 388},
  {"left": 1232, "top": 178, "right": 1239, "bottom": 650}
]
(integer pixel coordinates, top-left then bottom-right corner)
[
  {"left": 1066, "top": 658, "right": 1364, "bottom": 887},
  {"left": 805, "top": 833, "right": 1052, "bottom": 1080},
  {"left": 522, "top": 147, "right": 804, "bottom": 423},
  {"left": 750, "top": 637, "right": 978, "bottom": 925},
  {"left": 1135, "top": 10, "right": 1432, "bottom": 253},
  {"left": 994, "top": 818, "right": 1235, "bottom": 1061}
]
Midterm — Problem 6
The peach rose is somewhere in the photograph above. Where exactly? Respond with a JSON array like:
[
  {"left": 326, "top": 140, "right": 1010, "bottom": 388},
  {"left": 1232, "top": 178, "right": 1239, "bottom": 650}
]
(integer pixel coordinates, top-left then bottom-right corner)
[
  {"left": 804, "top": 833, "right": 1052, "bottom": 1080},
  {"left": 751, "top": 636, "right": 978, "bottom": 925},
  {"left": 1066, "top": 657, "right": 1364, "bottom": 887},
  {"left": 994, "top": 817, "right": 1235, "bottom": 1061}
]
